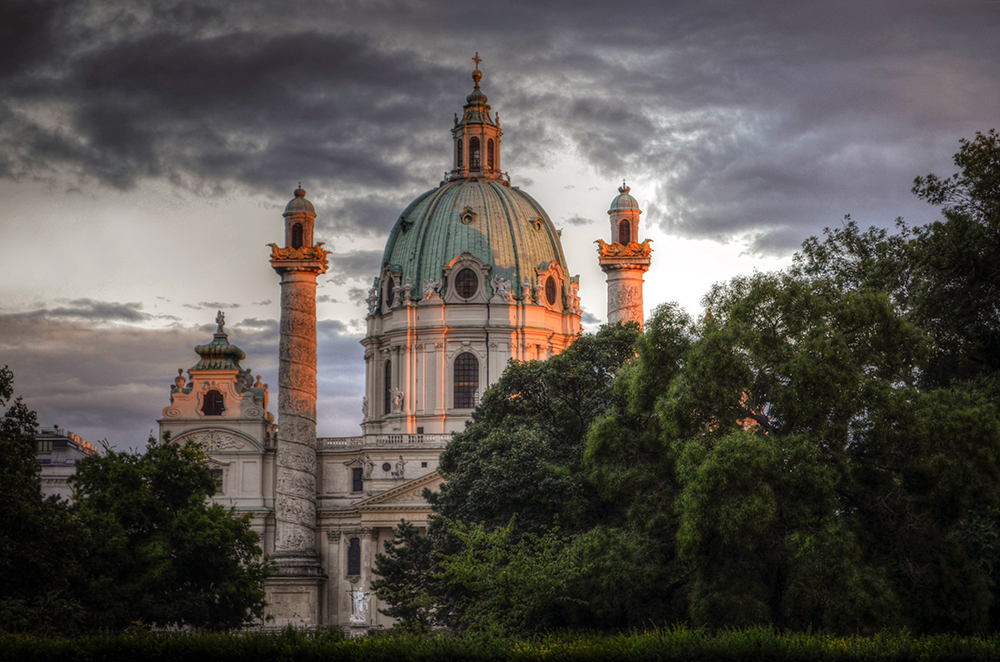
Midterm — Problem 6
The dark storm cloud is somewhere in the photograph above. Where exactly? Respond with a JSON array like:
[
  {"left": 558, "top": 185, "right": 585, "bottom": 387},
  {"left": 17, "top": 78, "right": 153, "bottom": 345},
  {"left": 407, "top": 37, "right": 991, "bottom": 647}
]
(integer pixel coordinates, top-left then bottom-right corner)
[{"left": 1, "top": 0, "right": 997, "bottom": 249}]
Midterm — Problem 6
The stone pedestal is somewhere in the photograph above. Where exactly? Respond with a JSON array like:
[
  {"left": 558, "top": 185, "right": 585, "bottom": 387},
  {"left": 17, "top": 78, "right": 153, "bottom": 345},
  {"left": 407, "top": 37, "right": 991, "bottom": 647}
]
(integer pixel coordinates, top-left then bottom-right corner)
[{"left": 598, "top": 241, "right": 652, "bottom": 328}]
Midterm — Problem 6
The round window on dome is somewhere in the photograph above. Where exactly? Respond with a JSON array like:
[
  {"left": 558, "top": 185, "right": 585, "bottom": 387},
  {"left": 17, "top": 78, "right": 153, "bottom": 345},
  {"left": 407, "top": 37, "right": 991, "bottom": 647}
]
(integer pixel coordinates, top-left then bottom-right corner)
[
  {"left": 455, "top": 268, "right": 479, "bottom": 298},
  {"left": 386, "top": 277, "right": 395, "bottom": 307},
  {"left": 545, "top": 276, "right": 558, "bottom": 306}
]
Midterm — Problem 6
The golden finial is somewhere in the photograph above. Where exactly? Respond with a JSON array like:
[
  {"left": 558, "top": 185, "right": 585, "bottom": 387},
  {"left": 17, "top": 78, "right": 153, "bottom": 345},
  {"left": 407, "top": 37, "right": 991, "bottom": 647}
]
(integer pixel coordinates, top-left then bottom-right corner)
[{"left": 472, "top": 52, "right": 482, "bottom": 70}]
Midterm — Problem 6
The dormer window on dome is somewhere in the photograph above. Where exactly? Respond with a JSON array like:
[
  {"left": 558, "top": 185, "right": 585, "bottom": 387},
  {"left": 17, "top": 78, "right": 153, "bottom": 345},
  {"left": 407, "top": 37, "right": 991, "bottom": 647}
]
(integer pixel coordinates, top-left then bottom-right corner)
[{"left": 449, "top": 54, "right": 503, "bottom": 182}]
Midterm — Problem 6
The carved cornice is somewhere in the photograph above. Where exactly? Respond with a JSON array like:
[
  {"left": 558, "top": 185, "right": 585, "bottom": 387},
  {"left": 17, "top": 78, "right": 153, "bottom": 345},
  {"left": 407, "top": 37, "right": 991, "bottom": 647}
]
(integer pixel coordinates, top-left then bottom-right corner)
[
  {"left": 268, "top": 242, "right": 330, "bottom": 272},
  {"left": 595, "top": 238, "right": 653, "bottom": 258}
]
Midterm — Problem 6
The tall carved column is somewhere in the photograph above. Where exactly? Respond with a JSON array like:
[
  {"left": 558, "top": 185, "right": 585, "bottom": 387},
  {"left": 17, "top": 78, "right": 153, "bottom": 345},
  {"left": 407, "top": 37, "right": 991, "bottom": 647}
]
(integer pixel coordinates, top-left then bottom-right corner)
[
  {"left": 597, "top": 183, "right": 652, "bottom": 328},
  {"left": 265, "top": 186, "right": 329, "bottom": 626}
]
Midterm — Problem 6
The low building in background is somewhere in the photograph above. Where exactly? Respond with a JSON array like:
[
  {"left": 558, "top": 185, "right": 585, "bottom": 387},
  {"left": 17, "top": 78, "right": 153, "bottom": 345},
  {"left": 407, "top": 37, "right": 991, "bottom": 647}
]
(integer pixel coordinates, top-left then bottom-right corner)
[{"left": 36, "top": 426, "right": 96, "bottom": 500}]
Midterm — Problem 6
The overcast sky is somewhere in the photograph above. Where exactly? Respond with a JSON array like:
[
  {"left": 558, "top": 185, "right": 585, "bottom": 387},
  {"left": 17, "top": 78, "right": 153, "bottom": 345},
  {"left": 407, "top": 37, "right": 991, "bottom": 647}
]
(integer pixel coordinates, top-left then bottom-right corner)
[{"left": 1, "top": 0, "right": 997, "bottom": 449}]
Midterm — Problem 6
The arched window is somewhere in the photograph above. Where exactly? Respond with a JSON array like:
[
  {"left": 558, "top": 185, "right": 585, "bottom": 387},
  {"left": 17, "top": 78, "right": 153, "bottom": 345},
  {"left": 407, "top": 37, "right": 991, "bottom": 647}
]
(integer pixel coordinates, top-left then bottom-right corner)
[
  {"left": 618, "top": 219, "right": 631, "bottom": 245},
  {"left": 469, "top": 137, "right": 481, "bottom": 170},
  {"left": 291, "top": 223, "right": 303, "bottom": 248},
  {"left": 347, "top": 537, "right": 361, "bottom": 575},
  {"left": 454, "top": 353, "right": 479, "bottom": 409},
  {"left": 386, "top": 277, "right": 395, "bottom": 308},
  {"left": 487, "top": 139, "right": 494, "bottom": 170},
  {"left": 457, "top": 138, "right": 463, "bottom": 168},
  {"left": 202, "top": 389, "right": 224, "bottom": 416},
  {"left": 384, "top": 360, "right": 392, "bottom": 415}
]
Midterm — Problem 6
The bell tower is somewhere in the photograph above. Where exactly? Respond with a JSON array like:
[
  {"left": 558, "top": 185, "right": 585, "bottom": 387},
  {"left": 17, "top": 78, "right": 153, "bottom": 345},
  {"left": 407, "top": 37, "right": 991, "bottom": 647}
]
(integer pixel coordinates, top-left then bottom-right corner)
[
  {"left": 597, "top": 182, "right": 652, "bottom": 327},
  {"left": 265, "top": 185, "right": 329, "bottom": 626}
]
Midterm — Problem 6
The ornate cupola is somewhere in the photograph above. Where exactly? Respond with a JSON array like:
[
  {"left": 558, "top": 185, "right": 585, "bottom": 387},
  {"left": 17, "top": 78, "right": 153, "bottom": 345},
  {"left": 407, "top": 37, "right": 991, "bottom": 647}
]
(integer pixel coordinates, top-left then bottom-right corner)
[
  {"left": 448, "top": 53, "right": 503, "bottom": 181},
  {"left": 283, "top": 184, "right": 316, "bottom": 249}
]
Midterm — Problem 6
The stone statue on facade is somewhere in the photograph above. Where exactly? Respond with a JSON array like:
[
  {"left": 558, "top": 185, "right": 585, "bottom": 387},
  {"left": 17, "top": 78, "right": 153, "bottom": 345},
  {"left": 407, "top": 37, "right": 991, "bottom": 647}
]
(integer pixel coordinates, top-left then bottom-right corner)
[
  {"left": 392, "top": 455, "right": 407, "bottom": 479},
  {"left": 361, "top": 396, "right": 368, "bottom": 419},
  {"left": 215, "top": 310, "right": 225, "bottom": 334},
  {"left": 391, "top": 388, "right": 405, "bottom": 413},
  {"left": 491, "top": 275, "right": 513, "bottom": 302},
  {"left": 403, "top": 276, "right": 413, "bottom": 303},
  {"left": 363, "top": 454, "right": 375, "bottom": 479},
  {"left": 422, "top": 278, "right": 441, "bottom": 300},
  {"left": 365, "top": 285, "right": 378, "bottom": 315},
  {"left": 348, "top": 588, "right": 370, "bottom": 626}
]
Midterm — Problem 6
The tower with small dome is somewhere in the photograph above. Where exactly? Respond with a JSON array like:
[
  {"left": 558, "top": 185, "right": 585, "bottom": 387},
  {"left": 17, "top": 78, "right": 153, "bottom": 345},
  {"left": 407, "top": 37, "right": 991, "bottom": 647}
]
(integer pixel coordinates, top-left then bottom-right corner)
[{"left": 597, "top": 183, "right": 652, "bottom": 327}]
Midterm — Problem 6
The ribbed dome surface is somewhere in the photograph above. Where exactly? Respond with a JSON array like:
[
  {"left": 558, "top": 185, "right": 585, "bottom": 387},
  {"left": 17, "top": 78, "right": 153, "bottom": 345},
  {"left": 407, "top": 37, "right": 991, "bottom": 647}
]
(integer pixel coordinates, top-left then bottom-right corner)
[
  {"left": 608, "top": 188, "right": 639, "bottom": 212},
  {"left": 382, "top": 179, "right": 570, "bottom": 300},
  {"left": 284, "top": 187, "right": 315, "bottom": 215}
]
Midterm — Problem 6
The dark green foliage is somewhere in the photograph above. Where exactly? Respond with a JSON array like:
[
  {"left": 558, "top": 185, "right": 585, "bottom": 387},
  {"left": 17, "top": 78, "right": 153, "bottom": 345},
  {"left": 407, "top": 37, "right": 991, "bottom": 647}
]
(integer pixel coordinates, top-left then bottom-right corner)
[
  {"left": 70, "top": 437, "right": 269, "bottom": 631},
  {"left": 371, "top": 520, "right": 437, "bottom": 633},
  {"left": 0, "top": 367, "right": 86, "bottom": 634},
  {"left": 2, "top": 628, "right": 1000, "bottom": 662},
  {"left": 429, "top": 323, "right": 641, "bottom": 536}
]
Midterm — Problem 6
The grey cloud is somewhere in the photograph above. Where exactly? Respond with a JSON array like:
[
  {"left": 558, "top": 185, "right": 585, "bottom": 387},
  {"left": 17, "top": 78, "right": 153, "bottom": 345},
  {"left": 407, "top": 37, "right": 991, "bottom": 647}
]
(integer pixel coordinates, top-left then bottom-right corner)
[
  {"left": 325, "top": 250, "right": 384, "bottom": 286},
  {"left": 564, "top": 215, "right": 592, "bottom": 226},
  {"left": 198, "top": 301, "right": 241, "bottom": 309},
  {"left": 579, "top": 308, "right": 600, "bottom": 325},
  {"left": 252, "top": 299, "right": 271, "bottom": 305},
  {"left": 43, "top": 298, "right": 150, "bottom": 322},
  {"left": 346, "top": 287, "right": 369, "bottom": 308}
]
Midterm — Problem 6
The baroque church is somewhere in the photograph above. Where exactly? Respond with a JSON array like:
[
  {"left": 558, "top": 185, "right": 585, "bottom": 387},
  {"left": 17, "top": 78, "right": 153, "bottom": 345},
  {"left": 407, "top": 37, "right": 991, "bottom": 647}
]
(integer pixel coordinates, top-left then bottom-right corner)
[{"left": 158, "top": 57, "right": 653, "bottom": 630}]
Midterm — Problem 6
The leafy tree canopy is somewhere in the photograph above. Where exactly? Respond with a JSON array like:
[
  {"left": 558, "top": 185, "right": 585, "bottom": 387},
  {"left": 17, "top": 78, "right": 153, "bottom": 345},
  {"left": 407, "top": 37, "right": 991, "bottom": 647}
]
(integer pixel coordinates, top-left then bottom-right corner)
[{"left": 69, "top": 437, "right": 269, "bottom": 631}]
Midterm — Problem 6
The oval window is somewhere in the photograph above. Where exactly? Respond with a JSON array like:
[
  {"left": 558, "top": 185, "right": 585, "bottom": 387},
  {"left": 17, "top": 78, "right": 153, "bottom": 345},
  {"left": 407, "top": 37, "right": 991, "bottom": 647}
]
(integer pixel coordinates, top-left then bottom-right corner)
[
  {"left": 545, "top": 276, "right": 558, "bottom": 306},
  {"left": 386, "top": 277, "right": 395, "bottom": 307},
  {"left": 455, "top": 268, "right": 478, "bottom": 298}
]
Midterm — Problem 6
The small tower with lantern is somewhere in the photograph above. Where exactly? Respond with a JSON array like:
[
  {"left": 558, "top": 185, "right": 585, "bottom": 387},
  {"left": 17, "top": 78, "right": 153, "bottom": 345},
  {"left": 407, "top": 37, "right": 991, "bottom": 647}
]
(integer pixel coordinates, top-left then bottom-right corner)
[{"left": 596, "top": 183, "right": 652, "bottom": 327}]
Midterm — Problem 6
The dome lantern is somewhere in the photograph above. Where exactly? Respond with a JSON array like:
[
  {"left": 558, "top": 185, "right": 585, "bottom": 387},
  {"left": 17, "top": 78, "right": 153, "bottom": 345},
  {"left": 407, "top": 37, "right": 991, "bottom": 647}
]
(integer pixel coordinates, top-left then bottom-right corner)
[{"left": 449, "top": 53, "right": 503, "bottom": 182}]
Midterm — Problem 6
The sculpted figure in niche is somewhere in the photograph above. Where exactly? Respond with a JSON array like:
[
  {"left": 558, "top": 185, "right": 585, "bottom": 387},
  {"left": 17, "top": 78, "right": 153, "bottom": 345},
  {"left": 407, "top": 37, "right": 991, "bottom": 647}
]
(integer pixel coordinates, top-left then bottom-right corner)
[
  {"left": 392, "top": 388, "right": 405, "bottom": 413},
  {"left": 363, "top": 454, "right": 375, "bottom": 479}
]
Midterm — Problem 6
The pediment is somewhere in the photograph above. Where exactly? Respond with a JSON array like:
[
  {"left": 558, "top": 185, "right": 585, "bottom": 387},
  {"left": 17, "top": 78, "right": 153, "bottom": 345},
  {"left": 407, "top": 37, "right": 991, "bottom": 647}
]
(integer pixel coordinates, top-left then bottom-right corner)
[
  {"left": 354, "top": 471, "right": 442, "bottom": 510},
  {"left": 173, "top": 428, "right": 264, "bottom": 453}
]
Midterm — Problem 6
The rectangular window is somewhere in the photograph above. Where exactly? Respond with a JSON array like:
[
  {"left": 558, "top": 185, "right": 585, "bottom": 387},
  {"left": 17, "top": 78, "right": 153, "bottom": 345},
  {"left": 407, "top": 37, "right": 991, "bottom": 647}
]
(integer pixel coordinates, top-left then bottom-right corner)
[
  {"left": 352, "top": 467, "right": 363, "bottom": 492},
  {"left": 210, "top": 468, "right": 224, "bottom": 494}
]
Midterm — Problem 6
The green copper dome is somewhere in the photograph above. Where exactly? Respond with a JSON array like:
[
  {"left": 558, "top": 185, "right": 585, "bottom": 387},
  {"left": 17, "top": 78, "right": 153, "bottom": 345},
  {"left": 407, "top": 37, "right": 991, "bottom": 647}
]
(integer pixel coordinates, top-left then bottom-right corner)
[
  {"left": 380, "top": 178, "right": 571, "bottom": 302},
  {"left": 608, "top": 183, "right": 639, "bottom": 212}
]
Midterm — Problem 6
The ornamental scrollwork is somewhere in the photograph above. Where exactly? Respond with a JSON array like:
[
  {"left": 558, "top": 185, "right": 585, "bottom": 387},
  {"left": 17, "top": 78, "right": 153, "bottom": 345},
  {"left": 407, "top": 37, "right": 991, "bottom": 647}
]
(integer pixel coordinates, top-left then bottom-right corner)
[
  {"left": 595, "top": 238, "right": 653, "bottom": 258},
  {"left": 267, "top": 242, "right": 330, "bottom": 269}
]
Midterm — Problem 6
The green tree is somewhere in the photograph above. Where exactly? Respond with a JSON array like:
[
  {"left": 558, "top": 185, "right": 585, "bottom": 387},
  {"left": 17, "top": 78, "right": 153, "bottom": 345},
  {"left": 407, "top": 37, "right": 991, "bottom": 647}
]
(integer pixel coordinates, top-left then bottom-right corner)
[
  {"left": 70, "top": 437, "right": 269, "bottom": 631},
  {"left": 910, "top": 129, "right": 1000, "bottom": 385},
  {"left": 0, "top": 367, "right": 86, "bottom": 634},
  {"left": 429, "top": 323, "right": 641, "bottom": 537},
  {"left": 371, "top": 520, "right": 437, "bottom": 634}
]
